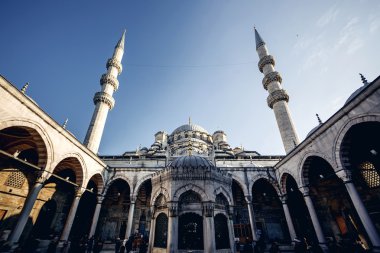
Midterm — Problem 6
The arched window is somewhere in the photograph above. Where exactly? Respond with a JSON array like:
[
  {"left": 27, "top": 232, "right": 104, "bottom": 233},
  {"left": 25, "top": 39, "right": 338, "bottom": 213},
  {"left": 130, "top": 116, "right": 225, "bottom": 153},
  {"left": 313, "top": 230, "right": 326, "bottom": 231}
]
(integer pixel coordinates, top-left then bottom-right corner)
[
  {"left": 359, "top": 161, "right": 380, "bottom": 188},
  {"left": 154, "top": 213, "right": 168, "bottom": 248},
  {"left": 214, "top": 214, "right": 230, "bottom": 249},
  {"left": 178, "top": 213, "right": 203, "bottom": 250}
]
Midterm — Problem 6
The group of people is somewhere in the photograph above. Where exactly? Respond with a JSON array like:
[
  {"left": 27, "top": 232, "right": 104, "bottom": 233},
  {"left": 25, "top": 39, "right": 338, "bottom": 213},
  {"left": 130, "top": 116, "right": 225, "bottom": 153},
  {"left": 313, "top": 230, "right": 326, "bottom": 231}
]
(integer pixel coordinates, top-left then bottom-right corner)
[{"left": 115, "top": 233, "right": 148, "bottom": 253}]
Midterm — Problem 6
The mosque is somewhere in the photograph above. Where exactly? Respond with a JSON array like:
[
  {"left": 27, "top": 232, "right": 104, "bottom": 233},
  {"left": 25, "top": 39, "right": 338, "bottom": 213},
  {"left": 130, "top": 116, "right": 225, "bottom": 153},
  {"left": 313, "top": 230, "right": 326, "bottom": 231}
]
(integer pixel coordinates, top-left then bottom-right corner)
[{"left": 0, "top": 28, "right": 379, "bottom": 253}]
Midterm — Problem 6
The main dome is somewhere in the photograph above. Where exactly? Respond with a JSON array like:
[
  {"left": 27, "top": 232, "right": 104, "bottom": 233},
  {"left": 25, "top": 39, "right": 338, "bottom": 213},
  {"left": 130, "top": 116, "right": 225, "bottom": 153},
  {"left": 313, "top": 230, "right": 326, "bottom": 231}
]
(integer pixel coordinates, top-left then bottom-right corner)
[{"left": 171, "top": 124, "right": 209, "bottom": 135}]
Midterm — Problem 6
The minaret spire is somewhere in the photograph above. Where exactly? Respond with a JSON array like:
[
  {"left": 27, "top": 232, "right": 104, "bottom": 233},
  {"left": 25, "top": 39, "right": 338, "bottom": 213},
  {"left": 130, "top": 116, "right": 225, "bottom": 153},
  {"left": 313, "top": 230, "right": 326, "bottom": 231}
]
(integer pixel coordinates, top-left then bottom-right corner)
[
  {"left": 84, "top": 30, "right": 126, "bottom": 153},
  {"left": 254, "top": 27, "right": 300, "bottom": 153}
]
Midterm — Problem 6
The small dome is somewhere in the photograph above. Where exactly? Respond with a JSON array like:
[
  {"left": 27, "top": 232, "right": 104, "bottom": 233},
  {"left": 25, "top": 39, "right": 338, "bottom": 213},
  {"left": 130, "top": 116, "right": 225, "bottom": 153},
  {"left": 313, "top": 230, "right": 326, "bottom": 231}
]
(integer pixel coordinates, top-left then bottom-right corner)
[
  {"left": 345, "top": 86, "right": 365, "bottom": 105},
  {"left": 306, "top": 125, "right": 320, "bottom": 138},
  {"left": 171, "top": 124, "right": 208, "bottom": 135},
  {"left": 168, "top": 155, "right": 214, "bottom": 170}
]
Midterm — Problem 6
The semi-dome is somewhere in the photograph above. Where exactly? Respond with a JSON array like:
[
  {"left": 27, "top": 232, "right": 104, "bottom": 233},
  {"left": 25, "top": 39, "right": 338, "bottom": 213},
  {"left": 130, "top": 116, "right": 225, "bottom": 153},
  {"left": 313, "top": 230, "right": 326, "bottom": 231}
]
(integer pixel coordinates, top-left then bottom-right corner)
[
  {"left": 168, "top": 155, "right": 214, "bottom": 170},
  {"left": 171, "top": 123, "right": 209, "bottom": 135}
]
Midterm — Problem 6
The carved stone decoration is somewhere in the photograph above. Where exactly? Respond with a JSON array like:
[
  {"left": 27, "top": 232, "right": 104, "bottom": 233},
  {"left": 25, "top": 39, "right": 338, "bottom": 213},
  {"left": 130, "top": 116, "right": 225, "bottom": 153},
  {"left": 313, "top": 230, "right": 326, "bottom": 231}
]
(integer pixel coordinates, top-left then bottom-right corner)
[
  {"left": 106, "top": 58, "right": 123, "bottom": 75},
  {"left": 100, "top": 73, "right": 119, "bottom": 91},
  {"left": 202, "top": 202, "right": 214, "bottom": 217},
  {"left": 267, "top": 89, "right": 289, "bottom": 108},
  {"left": 336, "top": 170, "right": 353, "bottom": 183},
  {"left": 262, "top": 71, "right": 282, "bottom": 90},
  {"left": 258, "top": 55, "right": 275, "bottom": 73},
  {"left": 299, "top": 186, "right": 310, "bottom": 197},
  {"left": 280, "top": 195, "right": 288, "bottom": 205},
  {"left": 168, "top": 201, "right": 178, "bottom": 217},
  {"left": 93, "top": 92, "right": 115, "bottom": 110}
]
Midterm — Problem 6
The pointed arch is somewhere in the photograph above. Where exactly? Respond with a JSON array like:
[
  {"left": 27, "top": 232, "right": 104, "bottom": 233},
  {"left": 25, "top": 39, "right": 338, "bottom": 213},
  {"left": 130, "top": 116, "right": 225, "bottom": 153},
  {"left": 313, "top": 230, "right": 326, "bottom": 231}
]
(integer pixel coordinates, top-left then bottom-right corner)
[
  {"left": 0, "top": 118, "right": 53, "bottom": 170},
  {"left": 299, "top": 152, "right": 335, "bottom": 187},
  {"left": 213, "top": 186, "right": 233, "bottom": 205},
  {"left": 103, "top": 174, "right": 132, "bottom": 195},
  {"left": 151, "top": 187, "right": 169, "bottom": 206},
  {"left": 49, "top": 153, "right": 86, "bottom": 187},
  {"left": 87, "top": 173, "right": 105, "bottom": 194},
  {"left": 173, "top": 183, "right": 209, "bottom": 202},
  {"left": 132, "top": 173, "right": 154, "bottom": 197}
]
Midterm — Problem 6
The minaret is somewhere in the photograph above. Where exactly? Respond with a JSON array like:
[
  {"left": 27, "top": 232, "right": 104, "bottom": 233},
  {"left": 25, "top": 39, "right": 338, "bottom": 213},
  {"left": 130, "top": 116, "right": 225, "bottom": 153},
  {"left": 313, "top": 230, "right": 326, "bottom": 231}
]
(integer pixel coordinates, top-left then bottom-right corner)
[
  {"left": 254, "top": 27, "right": 299, "bottom": 153},
  {"left": 84, "top": 30, "right": 126, "bottom": 153}
]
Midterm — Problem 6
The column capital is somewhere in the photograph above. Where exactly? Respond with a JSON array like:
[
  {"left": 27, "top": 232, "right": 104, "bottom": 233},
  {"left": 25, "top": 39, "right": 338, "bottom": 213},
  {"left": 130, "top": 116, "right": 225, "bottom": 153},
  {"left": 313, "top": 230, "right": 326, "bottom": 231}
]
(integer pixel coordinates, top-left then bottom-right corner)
[
  {"left": 336, "top": 170, "right": 353, "bottom": 183},
  {"left": 299, "top": 186, "right": 310, "bottom": 197},
  {"left": 130, "top": 194, "right": 137, "bottom": 203},
  {"left": 97, "top": 195, "right": 105, "bottom": 204},
  {"left": 280, "top": 194, "right": 288, "bottom": 204},
  {"left": 34, "top": 170, "right": 47, "bottom": 184},
  {"left": 74, "top": 187, "right": 85, "bottom": 198},
  {"left": 244, "top": 195, "right": 253, "bottom": 203},
  {"left": 202, "top": 201, "right": 214, "bottom": 217},
  {"left": 168, "top": 201, "right": 178, "bottom": 217}
]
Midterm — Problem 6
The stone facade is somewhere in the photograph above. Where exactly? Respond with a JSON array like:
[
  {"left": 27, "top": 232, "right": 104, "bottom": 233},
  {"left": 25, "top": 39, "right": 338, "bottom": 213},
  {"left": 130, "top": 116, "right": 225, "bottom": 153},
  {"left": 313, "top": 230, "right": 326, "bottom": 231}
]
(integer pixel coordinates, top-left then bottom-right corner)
[{"left": 0, "top": 29, "right": 379, "bottom": 253}]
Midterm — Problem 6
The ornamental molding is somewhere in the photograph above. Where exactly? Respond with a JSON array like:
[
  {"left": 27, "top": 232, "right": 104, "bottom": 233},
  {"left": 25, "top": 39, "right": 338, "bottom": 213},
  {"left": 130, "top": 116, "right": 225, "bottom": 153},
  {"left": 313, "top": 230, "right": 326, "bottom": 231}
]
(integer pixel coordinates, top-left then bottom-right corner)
[
  {"left": 168, "top": 201, "right": 179, "bottom": 217},
  {"left": 202, "top": 202, "right": 214, "bottom": 217},
  {"left": 100, "top": 74, "right": 119, "bottom": 91},
  {"left": 267, "top": 89, "right": 289, "bottom": 109},
  {"left": 262, "top": 71, "right": 282, "bottom": 90},
  {"left": 106, "top": 58, "right": 123, "bottom": 75},
  {"left": 258, "top": 55, "right": 275, "bottom": 73},
  {"left": 93, "top": 92, "right": 115, "bottom": 110}
]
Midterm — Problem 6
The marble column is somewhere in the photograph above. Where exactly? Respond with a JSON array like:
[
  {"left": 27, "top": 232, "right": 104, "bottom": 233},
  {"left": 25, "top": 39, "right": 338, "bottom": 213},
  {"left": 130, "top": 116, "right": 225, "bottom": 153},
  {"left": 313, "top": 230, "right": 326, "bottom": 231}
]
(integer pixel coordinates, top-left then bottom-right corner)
[
  {"left": 125, "top": 198, "right": 136, "bottom": 239},
  {"left": 167, "top": 202, "right": 178, "bottom": 253},
  {"left": 337, "top": 170, "right": 380, "bottom": 251},
  {"left": 300, "top": 187, "right": 327, "bottom": 249},
  {"left": 8, "top": 173, "right": 46, "bottom": 243},
  {"left": 88, "top": 195, "right": 104, "bottom": 238},
  {"left": 203, "top": 202, "right": 216, "bottom": 253},
  {"left": 60, "top": 188, "right": 84, "bottom": 241},
  {"left": 280, "top": 195, "right": 296, "bottom": 240},
  {"left": 245, "top": 196, "right": 258, "bottom": 241},
  {"left": 228, "top": 207, "right": 236, "bottom": 253},
  {"left": 147, "top": 207, "right": 156, "bottom": 253}
]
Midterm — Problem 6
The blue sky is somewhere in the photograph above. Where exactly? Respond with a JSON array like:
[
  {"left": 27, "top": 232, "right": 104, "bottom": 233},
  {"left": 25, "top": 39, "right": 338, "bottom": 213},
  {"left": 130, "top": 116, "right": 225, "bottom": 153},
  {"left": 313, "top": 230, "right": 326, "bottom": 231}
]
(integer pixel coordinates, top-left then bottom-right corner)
[{"left": 1, "top": 1, "right": 379, "bottom": 155}]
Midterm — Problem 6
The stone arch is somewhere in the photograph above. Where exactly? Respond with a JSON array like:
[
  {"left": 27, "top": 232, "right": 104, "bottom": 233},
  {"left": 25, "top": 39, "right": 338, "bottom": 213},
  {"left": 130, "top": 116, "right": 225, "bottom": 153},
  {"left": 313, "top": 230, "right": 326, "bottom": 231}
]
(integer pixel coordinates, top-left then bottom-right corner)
[
  {"left": 151, "top": 187, "right": 169, "bottom": 206},
  {"left": 87, "top": 173, "right": 105, "bottom": 194},
  {"left": 231, "top": 176, "right": 248, "bottom": 196},
  {"left": 214, "top": 186, "right": 233, "bottom": 205},
  {"left": 299, "top": 151, "right": 336, "bottom": 187},
  {"left": 132, "top": 173, "right": 154, "bottom": 197},
  {"left": 49, "top": 153, "right": 86, "bottom": 187},
  {"left": 251, "top": 177, "right": 281, "bottom": 197},
  {"left": 173, "top": 183, "right": 208, "bottom": 202},
  {"left": 0, "top": 118, "right": 53, "bottom": 170},
  {"left": 334, "top": 114, "right": 380, "bottom": 171},
  {"left": 279, "top": 171, "right": 297, "bottom": 195},
  {"left": 103, "top": 174, "right": 132, "bottom": 195}
]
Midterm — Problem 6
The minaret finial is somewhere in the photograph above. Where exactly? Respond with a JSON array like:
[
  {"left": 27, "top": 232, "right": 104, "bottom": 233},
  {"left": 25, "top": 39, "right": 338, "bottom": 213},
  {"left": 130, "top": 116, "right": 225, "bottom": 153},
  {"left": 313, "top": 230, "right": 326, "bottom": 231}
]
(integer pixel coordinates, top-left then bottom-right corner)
[
  {"left": 62, "top": 118, "right": 68, "bottom": 129},
  {"left": 359, "top": 73, "right": 368, "bottom": 86},
  {"left": 21, "top": 82, "right": 29, "bottom": 94},
  {"left": 254, "top": 27, "right": 265, "bottom": 49},
  {"left": 188, "top": 117, "right": 191, "bottom": 125},
  {"left": 116, "top": 29, "right": 126, "bottom": 50},
  {"left": 316, "top": 114, "right": 322, "bottom": 125}
]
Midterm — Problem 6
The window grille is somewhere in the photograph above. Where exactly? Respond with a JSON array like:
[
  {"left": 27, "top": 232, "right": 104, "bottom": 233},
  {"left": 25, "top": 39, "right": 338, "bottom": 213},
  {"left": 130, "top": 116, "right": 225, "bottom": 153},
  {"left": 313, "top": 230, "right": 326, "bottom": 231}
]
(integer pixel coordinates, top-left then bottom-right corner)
[
  {"left": 359, "top": 161, "right": 380, "bottom": 188},
  {"left": 4, "top": 171, "right": 26, "bottom": 189},
  {"left": 154, "top": 213, "right": 168, "bottom": 248}
]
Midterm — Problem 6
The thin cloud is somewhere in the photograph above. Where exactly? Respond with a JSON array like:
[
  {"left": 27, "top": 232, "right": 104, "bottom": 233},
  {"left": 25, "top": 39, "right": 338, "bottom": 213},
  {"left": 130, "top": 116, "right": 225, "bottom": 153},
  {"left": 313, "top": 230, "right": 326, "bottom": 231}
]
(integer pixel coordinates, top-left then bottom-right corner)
[
  {"left": 369, "top": 15, "right": 380, "bottom": 34},
  {"left": 335, "top": 17, "right": 363, "bottom": 54},
  {"left": 317, "top": 5, "right": 340, "bottom": 27}
]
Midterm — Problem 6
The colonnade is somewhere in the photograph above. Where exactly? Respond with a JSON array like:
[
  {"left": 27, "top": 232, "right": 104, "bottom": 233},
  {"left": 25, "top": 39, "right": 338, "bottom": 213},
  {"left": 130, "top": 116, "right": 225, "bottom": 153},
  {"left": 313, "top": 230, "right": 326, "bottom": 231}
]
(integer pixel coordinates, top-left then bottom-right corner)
[{"left": 5, "top": 169, "right": 380, "bottom": 253}]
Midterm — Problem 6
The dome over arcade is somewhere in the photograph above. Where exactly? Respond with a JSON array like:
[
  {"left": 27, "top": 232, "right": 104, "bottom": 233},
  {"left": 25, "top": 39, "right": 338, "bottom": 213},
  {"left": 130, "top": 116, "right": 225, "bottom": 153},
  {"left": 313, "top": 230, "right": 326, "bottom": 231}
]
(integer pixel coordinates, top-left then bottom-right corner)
[{"left": 168, "top": 155, "right": 215, "bottom": 170}]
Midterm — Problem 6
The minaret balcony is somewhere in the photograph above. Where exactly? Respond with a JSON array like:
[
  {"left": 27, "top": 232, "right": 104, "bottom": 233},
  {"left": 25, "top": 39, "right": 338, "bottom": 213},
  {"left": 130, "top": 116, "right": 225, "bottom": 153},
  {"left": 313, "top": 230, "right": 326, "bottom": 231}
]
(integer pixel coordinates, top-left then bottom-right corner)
[
  {"left": 100, "top": 74, "right": 119, "bottom": 91},
  {"left": 267, "top": 89, "right": 289, "bottom": 109}
]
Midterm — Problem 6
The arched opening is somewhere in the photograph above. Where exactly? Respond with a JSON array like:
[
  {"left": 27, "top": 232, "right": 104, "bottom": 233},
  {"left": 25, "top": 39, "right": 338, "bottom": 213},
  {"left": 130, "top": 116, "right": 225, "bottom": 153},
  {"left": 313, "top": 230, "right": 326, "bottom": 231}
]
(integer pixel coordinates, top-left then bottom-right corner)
[
  {"left": 0, "top": 126, "right": 48, "bottom": 241},
  {"left": 178, "top": 213, "right": 203, "bottom": 250},
  {"left": 232, "top": 180, "right": 251, "bottom": 243},
  {"left": 214, "top": 213, "right": 230, "bottom": 249},
  {"left": 69, "top": 179, "right": 98, "bottom": 242},
  {"left": 179, "top": 190, "right": 202, "bottom": 208},
  {"left": 153, "top": 213, "right": 168, "bottom": 248},
  {"left": 97, "top": 179, "right": 130, "bottom": 241},
  {"left": 340, "top": 122, "right": 380, "bottom": 236},
  {"left": 252, "top": 178, "right": 288, "bottom": 243},
  {"left": 30, "top": 167, "right": 77, "bottom": 241},
  {"left": 284, "top": 174, "right": 316, "bottom": 242},
  {"left": 215, "top": 193, "right": 229, "bottom": 211},
  {"left": 134, "top": 179, "right": 152, "bottom": 238},
  {"left": 31, "top": 199, "right": 57, "bottom": 239},
  {"left": 304, "top": 156, "right": 369, "bottom": 248}
]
